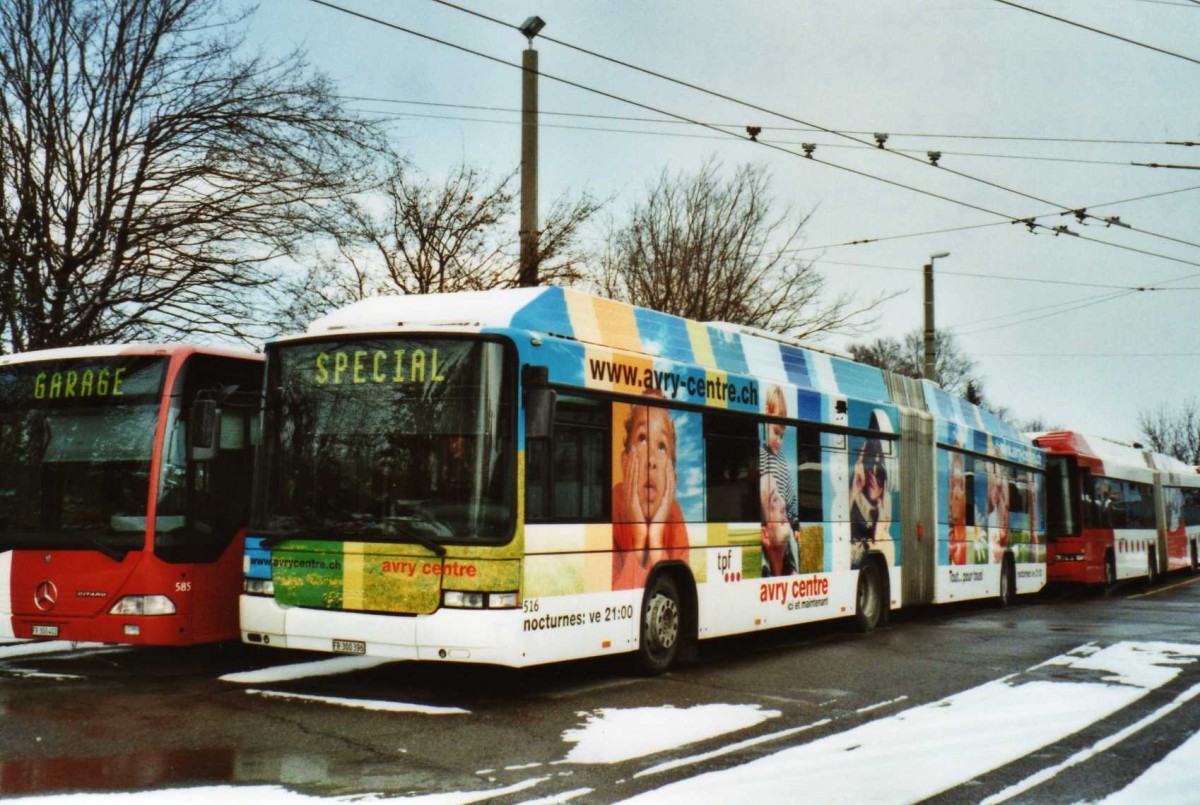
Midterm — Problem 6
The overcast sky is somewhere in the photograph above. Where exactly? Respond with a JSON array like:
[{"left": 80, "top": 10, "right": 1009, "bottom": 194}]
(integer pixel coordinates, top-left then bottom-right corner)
[{"left": 255, "top": 0, "right": 1200, "bottom": 442}]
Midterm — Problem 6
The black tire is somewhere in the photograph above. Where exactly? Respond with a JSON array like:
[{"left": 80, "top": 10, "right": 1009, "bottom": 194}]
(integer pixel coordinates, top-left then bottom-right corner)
[
  {"left": 1104, "top": 551, "right": 1117, "bottom": 589},
  {"left": 1191, "top": 540, "right": 1198, "bottom": 574},
  {"left": 854, "top": 561, "right": 884, "bottom": 632},
  {"left": 998, "top": 554, "right": 1016, "bottom": 607},
  {"left": 636, "top": 574, "right": 683, "bottom": 675},
  {"left": 1147, "top": 548, "right": 1160, "bottom": 586}
]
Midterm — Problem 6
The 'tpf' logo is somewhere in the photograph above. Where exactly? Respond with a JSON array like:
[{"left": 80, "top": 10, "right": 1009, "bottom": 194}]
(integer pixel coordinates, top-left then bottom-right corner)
[{"left": 34, "top": 580, "right": 58, "bottom": 612}]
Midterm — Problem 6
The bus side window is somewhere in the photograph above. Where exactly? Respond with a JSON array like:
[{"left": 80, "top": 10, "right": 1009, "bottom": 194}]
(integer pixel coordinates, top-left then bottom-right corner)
[
  {"left": 525, "top": 395, "right": 610, "bottom": 522},
  {"left": 704, "top": 412, "right": 758, "bottom": 523},
  {"left": 964, "top": 456, "right": 976, "bottom": 527},
  {"left": 797, "top": 426, "right": 823, "bottom": 522}
]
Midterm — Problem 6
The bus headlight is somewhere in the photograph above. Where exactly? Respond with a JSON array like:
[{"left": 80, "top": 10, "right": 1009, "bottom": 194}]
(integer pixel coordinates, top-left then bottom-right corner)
[
  {"left": 109, "top": 595, "right": 176, "bottom": 616},
  {"left": 244, "top": 578, "right": 275, "bottom": 596},
  {"left": 442, "top": 591, "right": 518, "bottom": 609}
]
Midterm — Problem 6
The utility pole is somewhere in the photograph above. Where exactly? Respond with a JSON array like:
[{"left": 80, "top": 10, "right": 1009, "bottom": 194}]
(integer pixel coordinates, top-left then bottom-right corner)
[
  {"left": 924, "top": 251, "right": 949, "bottom": 381},
  {"left": 518, "top": 16, "right": 545, "bottom": 288}
]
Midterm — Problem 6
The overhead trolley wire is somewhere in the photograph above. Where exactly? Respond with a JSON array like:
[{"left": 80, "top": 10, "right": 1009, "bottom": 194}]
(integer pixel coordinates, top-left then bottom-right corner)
[
  {"left": 794, "top": 184, "right": 1200, "bottom": 253},
  {"left": 339, "top": 95, "right": 1194, "bottom": 147},
  {"left": 306, "top": 0, "right": 1200, "bottom": 281},
  {"left": 427, "top": 0, "right": 1200, "bottom": 255},
  {"left": 344, "top": 103, "right": 1170, "bottom": 168},
  {"left": 991, "top": 0, "right": 1200, "bottom": 66}
]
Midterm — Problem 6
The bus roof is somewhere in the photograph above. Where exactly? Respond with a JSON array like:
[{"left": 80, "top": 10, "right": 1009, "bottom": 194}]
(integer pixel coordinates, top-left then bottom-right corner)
[
  {"left": 1035, "top": 430, "right": 1200, "bottom": 483},
  {"left": 295, "top": 286, "right": 1030, "bottom": 452},
  {"left": 0, "top": 344, "right": 261, "bottom": 367}
]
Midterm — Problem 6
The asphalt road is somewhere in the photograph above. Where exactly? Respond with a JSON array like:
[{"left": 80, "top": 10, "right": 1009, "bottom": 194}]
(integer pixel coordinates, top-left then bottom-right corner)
[{"left": 3, "top": 575, "right": 1200, "bottom": 804}]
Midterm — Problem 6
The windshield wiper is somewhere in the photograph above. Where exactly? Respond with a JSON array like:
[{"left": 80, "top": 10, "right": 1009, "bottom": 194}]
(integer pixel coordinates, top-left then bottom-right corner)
[
  {"left": 254, "top": 525, "right": 447, "bottom": 557},
  {"left": 89, "top": 534, "right": 133, "bottom": 562},
  {"left": 370, "top": 527, "right": 448, "bottom": 557},
  {"left": 253, "top": 529, "right": 306, "bottom": 550}
]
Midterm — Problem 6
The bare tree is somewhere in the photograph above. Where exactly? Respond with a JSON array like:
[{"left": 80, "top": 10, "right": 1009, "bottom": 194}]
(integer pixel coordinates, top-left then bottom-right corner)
[
  {"left": 0, "top": 0, "right": 378, "bottom": 352},
  {"left": 589, "top": 158, "right": 889, "bottom": 340},
  {"left": 1139, "top": 399, "right": 1200, "bottom": 465},
  {"left": 285, "top": 156, "right": 602, "bottom": 326},
  {"left": 849, "top": 330, "right": 979, "bottom": 396}
]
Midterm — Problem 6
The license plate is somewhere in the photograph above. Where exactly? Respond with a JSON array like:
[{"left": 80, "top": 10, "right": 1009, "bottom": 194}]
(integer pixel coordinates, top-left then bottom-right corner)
[
  {"left": 31, "top": 625, "right": 59, "bottom": 637},
  {"left": 332, "top": 639, "right": 366, "bottom": 655}
]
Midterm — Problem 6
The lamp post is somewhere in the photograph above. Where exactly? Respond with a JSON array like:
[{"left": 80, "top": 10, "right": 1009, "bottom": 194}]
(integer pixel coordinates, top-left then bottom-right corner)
[
  {"left": 923, "top": 251, "right": 950, "bottom": 381},
  {"left": 517, "top": 16, "right": 545, "bottom": 288}
]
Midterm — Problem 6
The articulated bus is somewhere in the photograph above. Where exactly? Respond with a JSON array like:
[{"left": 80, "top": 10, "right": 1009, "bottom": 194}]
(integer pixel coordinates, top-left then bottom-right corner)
[
  {"left": 241, "top": 288, "right": 1044, "bottom": 671},
  {"left": 0, "top": 345, "right": 262, "bottom": 644},
  {"left": 1037, "top": 431, "right": 1200, "bottom": 587}
]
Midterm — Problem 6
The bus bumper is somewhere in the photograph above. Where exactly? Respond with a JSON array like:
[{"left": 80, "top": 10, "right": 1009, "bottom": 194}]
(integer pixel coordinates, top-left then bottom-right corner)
[
  {"left": 9, "top": 614, "right": 192, "bottom": 645},
  {"left": 239, "top": 594, "right": 527, "bottom": 666}
]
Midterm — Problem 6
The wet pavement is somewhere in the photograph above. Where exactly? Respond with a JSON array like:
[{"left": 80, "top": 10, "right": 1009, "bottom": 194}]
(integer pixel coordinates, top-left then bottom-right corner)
[{"left": 3, "top": 577, "right": 1200, "bottom": 803}]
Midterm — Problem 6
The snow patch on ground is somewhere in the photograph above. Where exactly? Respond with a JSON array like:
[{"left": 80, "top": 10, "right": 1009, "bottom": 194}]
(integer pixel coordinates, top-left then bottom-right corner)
[
  {"left": 0, "top": 669, "right": 85, "bottom": 680},
  {"left": 246, "top": 689, "right": 469, "bottom": 715},
  {"left": 561, "top": 704, "right": 781, "bottom": 764},
  {"left": 1038, "top": 640, "right": 1200, "bottom": 690},
  {"left": 4, "top": 778, "right": 547, "bottom": 804},
  {"left": 620, "top": 641, "right": 1200, "bottom": 804},
  {"left": 0, "top": 642, "right": 112, "bottom": 660},
  {"left": 219, "top": 655, "right": 395, "bottom": 684}
]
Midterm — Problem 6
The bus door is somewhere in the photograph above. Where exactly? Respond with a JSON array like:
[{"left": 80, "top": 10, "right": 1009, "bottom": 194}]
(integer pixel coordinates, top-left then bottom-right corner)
[
  {"left": 898, "top": 407, "right": 935, "bottom": 607},
  {"left": 884, "top": 374, "right": 935, "bottom": 607},
  {"left": 157, "top": 354, "right": 262, "bottom": 641}
]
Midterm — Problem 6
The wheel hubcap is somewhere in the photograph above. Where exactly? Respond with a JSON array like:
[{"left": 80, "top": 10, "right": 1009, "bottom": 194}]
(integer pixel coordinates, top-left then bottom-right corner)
[{"left": 645, "top": 593, "right": 679, "bottom": 654}]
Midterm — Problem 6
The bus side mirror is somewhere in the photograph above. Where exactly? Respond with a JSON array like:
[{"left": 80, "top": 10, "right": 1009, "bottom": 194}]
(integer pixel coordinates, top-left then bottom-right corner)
[
  {"left": 190, "top": 399, "right": 219, "bottom": 460},
  {"left": 526, "top": 388, "right": 556, "bottom": 440}
]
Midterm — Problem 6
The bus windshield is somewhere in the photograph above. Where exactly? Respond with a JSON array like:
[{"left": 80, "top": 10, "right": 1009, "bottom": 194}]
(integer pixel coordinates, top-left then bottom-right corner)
[
  {"left": 0, "top": 356, "right": 168, "bottom": 555},
  {"left": 253, "top": 337, "right": 514, "bottom": 544}
]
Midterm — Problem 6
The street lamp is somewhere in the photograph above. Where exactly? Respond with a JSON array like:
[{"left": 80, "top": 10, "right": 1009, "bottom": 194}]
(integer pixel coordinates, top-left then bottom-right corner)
[
  {"left": 923, "top": 251, "right": 950, "bottom": 382},
  {"left": 518, "top": 16, "right": 546, "bottom": 287}
]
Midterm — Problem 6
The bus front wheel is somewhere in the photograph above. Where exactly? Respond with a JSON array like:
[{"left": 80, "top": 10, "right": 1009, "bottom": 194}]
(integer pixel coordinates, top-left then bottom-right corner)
[{"left": 636, "top": 574, "right": 683, "bottom": 675}]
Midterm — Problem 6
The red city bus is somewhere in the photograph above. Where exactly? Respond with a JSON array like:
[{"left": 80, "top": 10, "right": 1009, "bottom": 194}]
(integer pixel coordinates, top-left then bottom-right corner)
[
  {"left": 1037, "top": 431, "right": 1200, "bottom": 587},
  {"left": 0, "top": 345, "right": 262, "bottom": 644}
]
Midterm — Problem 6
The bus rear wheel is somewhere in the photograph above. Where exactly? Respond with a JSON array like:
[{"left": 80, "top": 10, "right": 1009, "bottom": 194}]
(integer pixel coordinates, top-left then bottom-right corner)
[
  {"left": 998, "top": 554, "right": 1016, "bottom": 607},
  {"left": 1191, "top": 540, "right": 1198, "bottom": 574},
  {"left": 636, "top": 574, "right": 683, "bottom": 675},
  {"left": 855, "top": 561, "right": 884, "bottom": 632}
]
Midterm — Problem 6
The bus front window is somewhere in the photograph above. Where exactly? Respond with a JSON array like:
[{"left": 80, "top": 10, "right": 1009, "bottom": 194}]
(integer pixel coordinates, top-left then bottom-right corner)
[
  {"left": 253, "top": 338, "right": 514, "bottom": 544},
  {"left": 0, "top": 357, "right": 168, "bottom": 555}
]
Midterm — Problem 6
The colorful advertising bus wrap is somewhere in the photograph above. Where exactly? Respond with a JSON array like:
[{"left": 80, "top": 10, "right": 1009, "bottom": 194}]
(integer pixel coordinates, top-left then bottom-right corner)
[
  {"left": 1036, "top": 431, "right": 1200, "bottom": 586},
  {"left": 241, "top": 288, "right": 1044, "bottom": 671},
  {"left": 0, "top": 345, "right": 262, "bottom": 644}
]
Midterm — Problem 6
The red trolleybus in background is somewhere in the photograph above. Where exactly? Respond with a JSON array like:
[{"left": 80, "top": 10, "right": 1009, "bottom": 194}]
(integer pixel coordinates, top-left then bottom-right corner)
[
  {"left": 241, "top": 288, "right": 1043, "bottom": 672},
  {"left": 0, "top": 345, "right": 262, "bottom": 644},
  {"left": 1037, "top": 431, "right": 1200, "bottom": 587}
]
